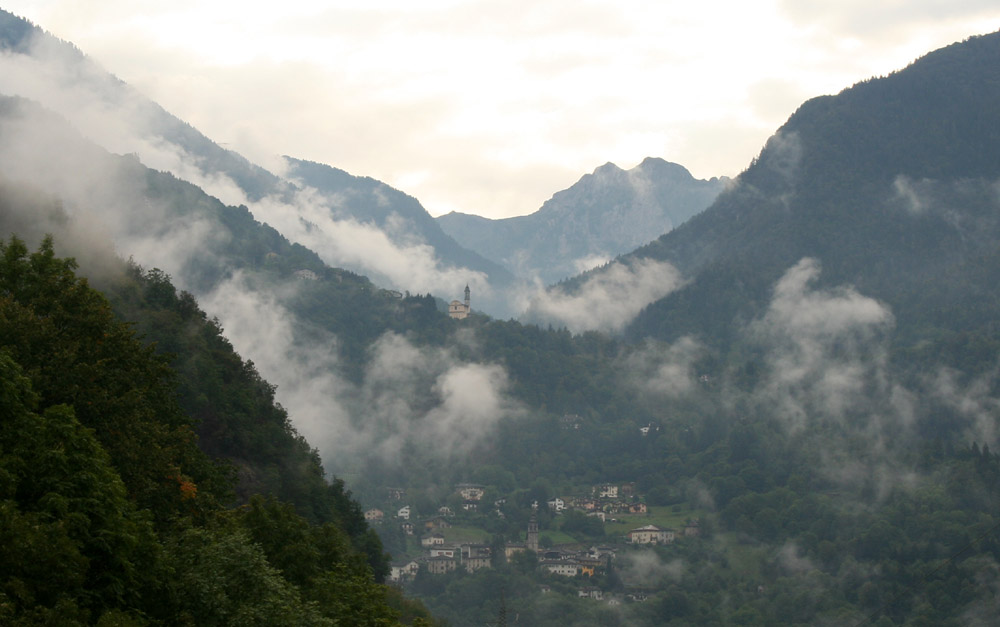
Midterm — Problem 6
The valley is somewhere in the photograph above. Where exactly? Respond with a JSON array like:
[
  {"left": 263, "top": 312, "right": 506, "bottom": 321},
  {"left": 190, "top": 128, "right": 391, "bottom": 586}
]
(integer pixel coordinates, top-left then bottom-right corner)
[{"left": 2, "top": 8, "right": 1000, "bottom": 625}]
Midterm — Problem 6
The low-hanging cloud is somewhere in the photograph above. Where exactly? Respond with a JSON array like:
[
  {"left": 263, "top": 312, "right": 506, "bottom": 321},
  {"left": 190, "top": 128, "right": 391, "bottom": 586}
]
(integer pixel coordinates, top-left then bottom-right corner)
[
  {"left": 928, "top": 366, "right": 1000, "bottom": 447},
  {"left": 522, "top": 257, "right": 684, "bottom": 333},
  {"left": 1, "top": 31, "right": 497, "bottom": 308},
  {"left": 623, "top": 336, "right": 703, "bottom": 399},
  {"left": 0, "top": 36, "right": 515, "bottom": 476},
  {"left": 618, "top": 551, "right": 684, "bottom": 587},
  {"left": 198, "top": 274, "right": 519, "bottom": 474},
  {"left": 247, "top": 183, "right": 493, "bottom": 299},
  {"left": 750, "top": 257, "right": 894, "bottom": 430}
]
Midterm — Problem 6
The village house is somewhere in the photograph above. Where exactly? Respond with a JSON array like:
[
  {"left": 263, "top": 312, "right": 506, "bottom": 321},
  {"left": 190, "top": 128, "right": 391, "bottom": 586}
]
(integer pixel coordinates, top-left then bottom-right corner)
[
  {"left": 363, "top": 508, "right": 384, "bottom": 523},
  {"left": 628, "top": 502, "right": 648, "bottom": 515},
  {"left": 462, "top": 500, "right": 478, "bottom": 512},
  {"left": 423, "top": 517, "right": 452, "bottom": 532},
  {"left": 461, "top": 543, "right": 492, "bottom": 559},
  {"left": 455, "top": 483, "right": 486, "bottom": 501},
  {"left": 386, "top": 487, "right": 406, "bottom": 501},
  {"left": 389, "top": 559, "right": 419, "bottom": 583},
  {"left": 577, "top": 556, "right": 601, "bottom": 575},
  {"left": 587, "top": 546, "right": 617, "bottom": 561},
  {"left": 424, "top": 555, "right": 459, "bottom": 574},
  {"left": 547, "top": 497, "right": 566, "bottom": 511},
  {"left": 594, "top": 483, "right": 619, "bottom": 499},
  {"left": 541, "top": 560, "right": 580, "bottom": 577},
  {"left": 401, "top": 521, "right": 414, "bottom": 535},
  {"left": 460, "top": 545, "right": 492, "bottom": 573},
  {"left": 463, "top": 554, "right": 491, "bottom": 573},
  {"left": 504, "top": 543, "right": 528, "bottom": 559},
  {"left": 578, "top": 587, "right": 603, "bottom": 600},
  {"left": 428, "top": 546, "right": 458, "bottom": 558},
  {"left": 438, "top": 506, "right": 455, "bottom": 517},
  {"left": 420, "top": 533, "right": 445, "bottom": 548},
  {"left": 396, "top": 505, "right": 411, "bottom": 520},
  {"left": 628, "top": 524, "right": 675, "bottom": 545}
]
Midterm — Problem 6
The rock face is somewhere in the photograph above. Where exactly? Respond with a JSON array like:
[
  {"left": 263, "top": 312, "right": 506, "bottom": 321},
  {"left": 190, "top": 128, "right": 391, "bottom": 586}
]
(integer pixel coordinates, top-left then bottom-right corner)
[{"left": 437, "top": 158, "right": 728, "bottom": 285}]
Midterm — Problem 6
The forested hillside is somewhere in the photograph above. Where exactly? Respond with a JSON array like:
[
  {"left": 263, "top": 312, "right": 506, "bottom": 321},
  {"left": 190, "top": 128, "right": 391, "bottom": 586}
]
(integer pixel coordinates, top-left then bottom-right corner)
[
  {"left": 0, "top": 233, "right": 442, "bottom": 624},
  {"left": 3, "top": 9, "right": 1000, "bottom": 624},
  {"left": 618, "top": 31, "right": 1000, "bottom": 363}
]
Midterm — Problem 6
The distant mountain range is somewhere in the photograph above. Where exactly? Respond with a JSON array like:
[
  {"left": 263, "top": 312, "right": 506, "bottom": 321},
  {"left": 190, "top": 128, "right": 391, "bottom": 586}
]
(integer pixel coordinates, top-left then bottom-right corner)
[
  {"left": 0, "top": 9, "right": 510, "bottom": 298},
  {"left": 6, "top": 8, "right": 1000, "bottom": 623},
  {"left": 548, "top": 30, "right": 1000, "bottom": 371},
  {"left": 283, "top": 157, "right": 514, "bottom": 286},
  {"left": 438, "top": 158, "right": 728, "bottom": 285}
]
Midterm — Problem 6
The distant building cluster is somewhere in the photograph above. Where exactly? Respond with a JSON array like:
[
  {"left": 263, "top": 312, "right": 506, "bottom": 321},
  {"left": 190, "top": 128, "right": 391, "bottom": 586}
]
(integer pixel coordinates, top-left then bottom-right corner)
[{"left": 374, "top": 479, "right": 702, "bottom": 600}]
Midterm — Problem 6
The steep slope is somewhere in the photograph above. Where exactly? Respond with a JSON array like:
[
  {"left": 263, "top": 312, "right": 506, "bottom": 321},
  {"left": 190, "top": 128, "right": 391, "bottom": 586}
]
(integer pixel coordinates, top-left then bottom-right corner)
[
  {"left": 0, "top": 9, "right": 509, "bottom": 296},
  {"left": 596, "top": 31, "right": 1000, "bottom": 362},
  {"left": 284, "top": 157, "right": 514, "bottom": 286},
  {"left": 438, "top": 158, "right": 727, "bottom": 284}
]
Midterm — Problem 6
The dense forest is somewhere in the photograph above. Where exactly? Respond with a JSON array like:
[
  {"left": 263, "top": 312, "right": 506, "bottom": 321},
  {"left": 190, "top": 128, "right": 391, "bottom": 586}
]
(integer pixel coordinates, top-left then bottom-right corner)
[{"left": 0, "top": 232, "right": 435, "bottom": 625}]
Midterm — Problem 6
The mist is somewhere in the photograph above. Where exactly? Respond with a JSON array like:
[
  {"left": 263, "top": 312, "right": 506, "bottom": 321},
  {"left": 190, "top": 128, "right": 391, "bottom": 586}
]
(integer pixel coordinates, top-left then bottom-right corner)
[
  {"left": 0, "top": 33, "right": 526, "bottom": 479},
  {"left": 199, "top": 274, "right": 520, "bottom": 474},
  {"left": 521, "top": 258, "right": 684, "bottom": 333}
]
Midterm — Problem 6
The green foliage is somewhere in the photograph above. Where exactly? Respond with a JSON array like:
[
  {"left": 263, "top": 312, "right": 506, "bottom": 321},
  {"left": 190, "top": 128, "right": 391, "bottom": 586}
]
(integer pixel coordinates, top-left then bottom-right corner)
[
  {"left": 0, "top": 236, "right": 227, "bottom": 524},
  {"left": 0, "top": 236, "right": 411, "bottom": 624}
]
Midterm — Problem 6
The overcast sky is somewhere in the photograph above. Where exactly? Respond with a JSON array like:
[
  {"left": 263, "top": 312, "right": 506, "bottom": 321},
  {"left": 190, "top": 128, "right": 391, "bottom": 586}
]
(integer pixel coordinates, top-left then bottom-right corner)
[{"left": 5, "top": 1, "right": 998, "bottom": 219}]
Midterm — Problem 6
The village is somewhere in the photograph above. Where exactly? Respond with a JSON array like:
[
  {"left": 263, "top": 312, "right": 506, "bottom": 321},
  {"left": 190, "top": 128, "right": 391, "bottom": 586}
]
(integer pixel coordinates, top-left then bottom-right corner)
[{"left": 363, "top": 480, "right": 703, "bottom": 602}]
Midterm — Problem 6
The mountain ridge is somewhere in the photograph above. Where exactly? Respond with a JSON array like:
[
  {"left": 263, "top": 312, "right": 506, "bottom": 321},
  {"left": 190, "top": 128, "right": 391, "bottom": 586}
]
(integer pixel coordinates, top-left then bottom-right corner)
[{"left": 438, "top": 157, "right": 728, "bottom": 285}]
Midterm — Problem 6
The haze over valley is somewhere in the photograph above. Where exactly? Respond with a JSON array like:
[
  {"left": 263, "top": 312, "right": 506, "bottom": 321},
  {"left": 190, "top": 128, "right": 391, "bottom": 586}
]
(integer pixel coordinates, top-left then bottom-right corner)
[{"left": 3, "top": 7, "right": 1000, "bottom": 625}]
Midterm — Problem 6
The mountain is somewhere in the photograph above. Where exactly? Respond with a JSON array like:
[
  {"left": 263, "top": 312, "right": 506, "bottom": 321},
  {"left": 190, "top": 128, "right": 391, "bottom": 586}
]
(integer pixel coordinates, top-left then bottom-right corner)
[
  {"left": 6, "top": 7, "right": 1000, "bottom": 624},
  {"left": 538, "top": 31, "right": 1000, "bottom": 366},
  {"left": 437, "top": 157, "right": 728, "bottom": 284},
  {"left": 283, "top": 156, "right": 514, "bottom": 287},
  {"left": 0, "top": 9, "right": 510, "bottom": 301}
]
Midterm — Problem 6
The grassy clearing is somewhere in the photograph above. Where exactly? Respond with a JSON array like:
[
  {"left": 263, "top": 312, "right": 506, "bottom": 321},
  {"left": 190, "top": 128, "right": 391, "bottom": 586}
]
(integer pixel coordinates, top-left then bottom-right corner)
[
  {"left": 440, "top": 525, "right": 491, "bottom": 544},
  {"left": 604, "top": 504, "right": 703, "bottom": 537}
]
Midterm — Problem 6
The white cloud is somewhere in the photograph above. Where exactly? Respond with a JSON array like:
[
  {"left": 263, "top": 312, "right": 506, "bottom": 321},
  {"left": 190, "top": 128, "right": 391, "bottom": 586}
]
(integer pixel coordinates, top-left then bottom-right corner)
[
  {"left": 751, "top": 258, "right": 894, "bottom": 429},
  {"left": 8, "top": 1, "right": 998, "bottom": 220},
  {"left": 624, "top": 337, "right": 703, "bottom": 399},
  {"left": 523, "top": 258, "right": 684, "bottom": 333},
  {"left": 618, "top": 551, "right": 684, "bottom": 586},
  {"left": 198, "top": 276, "right": 519, "bottom": 472}
]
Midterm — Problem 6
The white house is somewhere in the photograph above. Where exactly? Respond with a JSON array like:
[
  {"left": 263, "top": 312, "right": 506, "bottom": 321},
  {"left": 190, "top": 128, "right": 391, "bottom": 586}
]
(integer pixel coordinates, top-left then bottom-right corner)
[
  {"left": 397, "top": 505, "right": 411, "bottom": 520},
  {"left": 389, "top": 559, "right": 419, "bottom": 582},
  {"left": 542, "top": 560, "right": 581, "bottom": 577},
  {"left": 429, "top": 546, "right": 458, "bottom": 558},
  {"left": 594, "top": 484, "right": 619, "bottom": 499},
  {"left": 547, "top": 497, "right": 566, "bottom": 511},
  {"left": 456, "top": 483, "right": 486, "bottom": 501},
  {"left": 628, "top": 524, "right": 675, "bottom": 545}
]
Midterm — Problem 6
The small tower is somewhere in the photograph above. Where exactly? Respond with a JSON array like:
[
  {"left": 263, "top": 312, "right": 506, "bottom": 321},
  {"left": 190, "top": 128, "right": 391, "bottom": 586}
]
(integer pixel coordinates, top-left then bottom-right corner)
[
  {"left": 527, "top": 501, "right": 539, "bottom": 552},
  {"left": 448, "top": 283, "right": 472, "bottom": 319}
]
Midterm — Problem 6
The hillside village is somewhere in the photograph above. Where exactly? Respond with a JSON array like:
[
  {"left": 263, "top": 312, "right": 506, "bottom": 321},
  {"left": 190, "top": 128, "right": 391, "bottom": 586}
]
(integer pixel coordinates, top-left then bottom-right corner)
[{"left": 365, "top": 480, "right": 703, "bottom": 602}]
